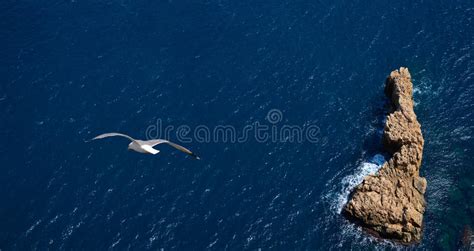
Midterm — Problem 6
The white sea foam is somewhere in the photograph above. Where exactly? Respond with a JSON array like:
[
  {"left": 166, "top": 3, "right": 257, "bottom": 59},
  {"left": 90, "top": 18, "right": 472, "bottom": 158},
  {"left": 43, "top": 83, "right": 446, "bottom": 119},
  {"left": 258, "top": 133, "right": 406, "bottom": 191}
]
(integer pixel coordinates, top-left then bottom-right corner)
[
  {"left": 319, "top": 154, "right": 410, "bottom": 249},
  {"left": 25, "top": 219, "right": 42, "bottom": 236},
  {"left": 331, "top": 154, "right": 385, "bottom": 213},
  {"left": 320, "top": 153, "right": 409, "bottom": 250}
]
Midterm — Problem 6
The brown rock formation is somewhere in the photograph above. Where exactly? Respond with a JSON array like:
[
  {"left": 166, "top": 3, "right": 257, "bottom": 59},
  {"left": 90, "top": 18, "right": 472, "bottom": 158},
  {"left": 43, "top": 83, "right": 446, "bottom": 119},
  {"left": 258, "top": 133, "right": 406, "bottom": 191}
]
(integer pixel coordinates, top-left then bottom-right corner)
[
  {"left": 459, "top": 225, "right": 473, "bottom": 251},
  {"left": 343, "top": 67, "right": 426, "bottom": 244}
]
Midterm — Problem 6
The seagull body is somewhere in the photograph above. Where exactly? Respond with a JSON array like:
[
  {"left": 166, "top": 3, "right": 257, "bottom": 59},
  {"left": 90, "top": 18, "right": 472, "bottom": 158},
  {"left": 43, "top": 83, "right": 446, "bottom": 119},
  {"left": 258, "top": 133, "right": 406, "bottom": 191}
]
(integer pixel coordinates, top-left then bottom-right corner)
[{"left": 92, "top": 132, "right": 200, "bottom": 159}]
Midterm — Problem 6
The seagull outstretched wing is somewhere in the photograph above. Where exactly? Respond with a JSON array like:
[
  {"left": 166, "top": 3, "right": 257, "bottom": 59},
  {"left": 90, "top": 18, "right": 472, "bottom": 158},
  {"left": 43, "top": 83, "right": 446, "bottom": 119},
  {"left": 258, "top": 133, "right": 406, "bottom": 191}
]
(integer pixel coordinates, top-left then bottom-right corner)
[{"left": 92, "top": 132, "right": 135, "bottom": 142}]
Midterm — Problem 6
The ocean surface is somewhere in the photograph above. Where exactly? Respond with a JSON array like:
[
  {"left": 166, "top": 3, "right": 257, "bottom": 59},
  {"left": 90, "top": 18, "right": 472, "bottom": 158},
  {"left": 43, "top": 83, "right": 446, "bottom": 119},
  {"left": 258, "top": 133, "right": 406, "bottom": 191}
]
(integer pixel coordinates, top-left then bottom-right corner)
[{"left": 1, "top": 0, "right": 473, "bottom": 250}]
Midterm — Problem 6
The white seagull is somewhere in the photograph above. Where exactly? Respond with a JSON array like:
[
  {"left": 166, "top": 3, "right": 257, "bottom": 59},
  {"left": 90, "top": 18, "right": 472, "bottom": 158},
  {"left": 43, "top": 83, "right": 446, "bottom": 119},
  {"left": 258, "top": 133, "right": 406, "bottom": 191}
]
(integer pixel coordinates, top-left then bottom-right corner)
[{"left": 92, "top": 132, "right": 200, "bottom": 159}]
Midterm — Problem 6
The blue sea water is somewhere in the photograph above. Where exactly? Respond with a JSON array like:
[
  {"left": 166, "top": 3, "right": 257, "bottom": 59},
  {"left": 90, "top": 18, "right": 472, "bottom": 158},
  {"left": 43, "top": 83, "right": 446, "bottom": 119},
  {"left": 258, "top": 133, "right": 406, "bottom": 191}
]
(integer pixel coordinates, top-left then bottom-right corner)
[{"left": 1, "top": 0, "right": 473, "bottom": 250}]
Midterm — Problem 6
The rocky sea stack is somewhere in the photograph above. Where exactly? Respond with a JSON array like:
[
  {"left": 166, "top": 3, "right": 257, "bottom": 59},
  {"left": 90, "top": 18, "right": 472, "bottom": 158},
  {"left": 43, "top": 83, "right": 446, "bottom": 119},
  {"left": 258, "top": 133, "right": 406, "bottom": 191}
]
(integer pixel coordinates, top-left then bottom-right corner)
[{"left": 343, "top": 67, "right": 426, "bottom": 244}]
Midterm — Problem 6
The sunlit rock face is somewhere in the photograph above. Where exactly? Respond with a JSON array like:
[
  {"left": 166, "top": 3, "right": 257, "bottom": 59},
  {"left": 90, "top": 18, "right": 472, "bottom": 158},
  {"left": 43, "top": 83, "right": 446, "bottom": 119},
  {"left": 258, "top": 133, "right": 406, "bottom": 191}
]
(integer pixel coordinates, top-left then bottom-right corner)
[{"left": 343, "top": 68, "right": 426, "bottom": 244}]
